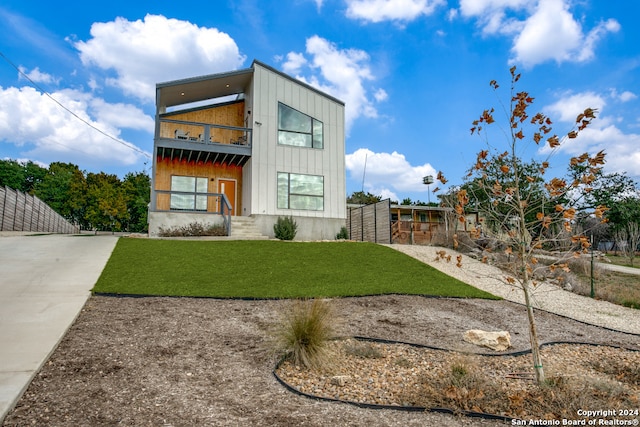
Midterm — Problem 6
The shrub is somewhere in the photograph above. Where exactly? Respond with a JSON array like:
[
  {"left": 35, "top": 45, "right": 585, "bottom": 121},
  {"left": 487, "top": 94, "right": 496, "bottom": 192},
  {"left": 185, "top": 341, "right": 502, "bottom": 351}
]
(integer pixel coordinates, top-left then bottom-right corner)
[
  {"left": 272, "top": 299, "right": 336, "bottom": 370},
  {"left": 158, "top": 222, "right": 227, "bottom": 237},
  {"left": 336, "top": 226, "right": 349, "bottom": 240},
  {"left": 274, "top": 216, "right": 298, "bottom": 240}
]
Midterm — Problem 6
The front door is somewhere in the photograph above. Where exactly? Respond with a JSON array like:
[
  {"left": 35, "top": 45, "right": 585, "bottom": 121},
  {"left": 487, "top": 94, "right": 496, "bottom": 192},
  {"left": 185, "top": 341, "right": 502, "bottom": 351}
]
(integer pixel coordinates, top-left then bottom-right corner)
[{"left": 218, "top": 179, "right": 237, "bottom": 216}]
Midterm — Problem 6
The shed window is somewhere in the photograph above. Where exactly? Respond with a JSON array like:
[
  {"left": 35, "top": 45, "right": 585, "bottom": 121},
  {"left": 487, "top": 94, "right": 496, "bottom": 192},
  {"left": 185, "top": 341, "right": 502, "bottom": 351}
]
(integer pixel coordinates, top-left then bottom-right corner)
[
  {"left": 170, "top": 176, "right": 208, "bottom": 211},
  {"left": 278, "top": 103, "right": 323, "bottom": 149}
]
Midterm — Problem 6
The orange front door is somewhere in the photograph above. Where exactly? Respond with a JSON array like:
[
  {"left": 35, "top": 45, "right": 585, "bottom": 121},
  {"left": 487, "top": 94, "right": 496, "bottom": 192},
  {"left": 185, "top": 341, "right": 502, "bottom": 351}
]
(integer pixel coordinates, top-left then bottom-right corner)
[{"left": 218, "top": 179, "right": 236, "bottom": 216}]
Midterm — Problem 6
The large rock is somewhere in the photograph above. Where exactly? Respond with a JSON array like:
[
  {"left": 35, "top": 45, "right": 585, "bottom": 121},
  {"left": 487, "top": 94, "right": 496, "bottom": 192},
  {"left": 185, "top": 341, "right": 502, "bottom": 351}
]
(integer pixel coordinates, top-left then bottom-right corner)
[{"left": 463, "top": 329, "right": 511, "bottom": 351}]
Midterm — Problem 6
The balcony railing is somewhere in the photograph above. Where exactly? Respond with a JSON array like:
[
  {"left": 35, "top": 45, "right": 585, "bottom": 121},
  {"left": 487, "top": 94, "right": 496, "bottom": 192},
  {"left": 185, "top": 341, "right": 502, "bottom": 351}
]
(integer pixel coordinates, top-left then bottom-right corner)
[{"left": 158, "top": 118, "right": 252, "bottom": 147}]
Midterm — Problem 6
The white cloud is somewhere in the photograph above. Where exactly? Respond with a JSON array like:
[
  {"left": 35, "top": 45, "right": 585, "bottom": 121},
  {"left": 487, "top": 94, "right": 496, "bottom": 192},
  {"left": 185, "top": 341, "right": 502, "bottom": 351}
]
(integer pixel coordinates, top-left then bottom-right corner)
[
  {"left": 281, "top": 52, "right": 307, "bottom": 75},
  {"left": 346, "top": 148, "right": 438, "bottom": 197},
  {"left": 458, "top": 0, "right": 529, "bottom": 35},
  {"left": 540, "top": 91, "right": 640, "bottom": 179},
  {"left": 282, "top": 36, "right": 385, "bottom": 131},
  {"left": 18, "top": 66, "right": 60, "bottom": 85},
  {"left": 74, "top": 14, "right": 245, "bottom": 102},
  {"left": 458, "top": 0, "right": 619, "bottom": 67},
  {"left": 0, "top": 86, "right": 151, "bottom": 166},
  {"left": 610, "top": 89, "right": 637, "bottom": 103},
  {"left": 544, "top": 91, "right": 606, "bottom": 123},
  {"left": 345, "top": 0, "right": 445, "bottom": 23},
  {"left": 374, "top": 88, "right": 388, "bottom": 102}
]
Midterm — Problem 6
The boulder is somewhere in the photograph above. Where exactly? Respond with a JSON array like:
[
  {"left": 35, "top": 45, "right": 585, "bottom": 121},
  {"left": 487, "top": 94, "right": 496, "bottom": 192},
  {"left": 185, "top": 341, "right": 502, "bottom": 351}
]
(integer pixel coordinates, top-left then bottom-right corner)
[{"left": 463, "top": 329, "right": 511, "bottom": 351}]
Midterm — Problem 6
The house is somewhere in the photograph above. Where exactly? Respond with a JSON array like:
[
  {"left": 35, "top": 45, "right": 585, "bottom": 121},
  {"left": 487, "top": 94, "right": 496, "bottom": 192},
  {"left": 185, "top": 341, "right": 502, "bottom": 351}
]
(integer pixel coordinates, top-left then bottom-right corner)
[
  {"left": 346, "top": 200, "right": 479, "bottom": 245},
  {"left": 148, "top": 60, "right": 347, "bottom": 239},
  {"left": 389, "top": 204, "right": 479, "bottom": 245}
]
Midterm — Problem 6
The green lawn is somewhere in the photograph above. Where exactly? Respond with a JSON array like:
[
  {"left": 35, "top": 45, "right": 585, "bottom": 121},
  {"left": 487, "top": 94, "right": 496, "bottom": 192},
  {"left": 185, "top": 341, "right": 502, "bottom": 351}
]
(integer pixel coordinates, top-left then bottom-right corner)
[{"left": 92, "top": 239, "right": 499, "bottom": 299}]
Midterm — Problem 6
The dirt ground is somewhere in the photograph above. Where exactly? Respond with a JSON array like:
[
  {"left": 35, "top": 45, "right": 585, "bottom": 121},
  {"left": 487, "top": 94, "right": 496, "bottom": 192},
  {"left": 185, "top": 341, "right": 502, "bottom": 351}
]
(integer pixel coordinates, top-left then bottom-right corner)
[{"left": 3, "top": 295, "right": 640, "bottom": 426}]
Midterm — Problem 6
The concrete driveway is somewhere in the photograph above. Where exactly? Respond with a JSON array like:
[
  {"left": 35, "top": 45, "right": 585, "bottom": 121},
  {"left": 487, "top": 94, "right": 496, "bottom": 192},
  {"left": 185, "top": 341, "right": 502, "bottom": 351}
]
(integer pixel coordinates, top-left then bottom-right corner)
[{"left": 0, "top": 233, "right": 119, "bottom": 422}]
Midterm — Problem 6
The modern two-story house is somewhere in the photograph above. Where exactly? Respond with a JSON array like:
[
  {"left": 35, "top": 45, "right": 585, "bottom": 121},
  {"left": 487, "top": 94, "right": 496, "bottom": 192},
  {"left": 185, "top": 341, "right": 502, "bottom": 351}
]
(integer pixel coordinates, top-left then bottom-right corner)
[{"left": 148, "top": 60, "right": 346, "bottom": 239}]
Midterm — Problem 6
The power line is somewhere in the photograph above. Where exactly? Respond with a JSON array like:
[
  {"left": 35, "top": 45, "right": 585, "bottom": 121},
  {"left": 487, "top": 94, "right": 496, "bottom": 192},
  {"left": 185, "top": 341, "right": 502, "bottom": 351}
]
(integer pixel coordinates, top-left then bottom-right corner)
[{"left": 0, "top": 51, "right": 151, "bottom": 158}]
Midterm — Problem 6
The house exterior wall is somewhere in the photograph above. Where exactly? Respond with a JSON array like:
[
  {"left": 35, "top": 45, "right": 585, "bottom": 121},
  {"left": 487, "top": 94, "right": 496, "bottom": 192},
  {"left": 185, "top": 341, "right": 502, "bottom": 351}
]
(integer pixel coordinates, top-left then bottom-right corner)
[
  {"left": 247, "top": 63, "right": 346, "bottom": 238},
  {"left": 154, "top": 158, "right": 243, "bottom": 212},
  {"left": 149, "top": 60, "right": 346, "bottom": 240},
  {"left": 159, "top": 101, "right": 245, "bottom": 144}
]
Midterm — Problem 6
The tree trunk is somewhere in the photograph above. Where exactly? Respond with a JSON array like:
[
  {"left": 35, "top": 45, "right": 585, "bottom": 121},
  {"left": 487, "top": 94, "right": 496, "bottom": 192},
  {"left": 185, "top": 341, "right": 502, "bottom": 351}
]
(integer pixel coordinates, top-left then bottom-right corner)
[{"left": 521, "top": 280, "right": 545, "bottom": 384}]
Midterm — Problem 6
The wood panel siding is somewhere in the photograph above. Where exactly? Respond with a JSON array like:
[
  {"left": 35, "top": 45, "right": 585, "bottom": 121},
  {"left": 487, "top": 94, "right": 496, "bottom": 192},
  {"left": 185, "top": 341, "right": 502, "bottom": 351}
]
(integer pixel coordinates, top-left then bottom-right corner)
[
  {"left": 155, "top": 157, "right": 243, "bottom": 214},
  {"left": 159, "top": 101, "right": 246, "bottom": 144}
]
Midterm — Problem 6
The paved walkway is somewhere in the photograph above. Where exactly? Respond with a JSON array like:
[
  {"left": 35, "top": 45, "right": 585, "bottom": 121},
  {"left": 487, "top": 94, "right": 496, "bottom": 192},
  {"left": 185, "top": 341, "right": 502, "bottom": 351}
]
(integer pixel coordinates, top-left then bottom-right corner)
[{"left": 0, "top": 233, "right": 118, "bottom": 423}]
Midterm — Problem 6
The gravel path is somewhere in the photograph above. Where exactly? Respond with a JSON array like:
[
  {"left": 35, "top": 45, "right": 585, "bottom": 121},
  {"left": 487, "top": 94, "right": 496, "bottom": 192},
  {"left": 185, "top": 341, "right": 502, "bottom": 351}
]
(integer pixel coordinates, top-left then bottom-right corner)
[{"left": 384, "top": 244, "right": 640, "bottom": 335}]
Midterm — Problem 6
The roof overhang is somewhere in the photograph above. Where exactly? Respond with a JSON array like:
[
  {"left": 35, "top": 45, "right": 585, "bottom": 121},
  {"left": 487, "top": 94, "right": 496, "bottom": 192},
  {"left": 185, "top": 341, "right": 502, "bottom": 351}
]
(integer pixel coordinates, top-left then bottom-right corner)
[{"left": 156, "top": 68, "right": 254, "bottom": 110}]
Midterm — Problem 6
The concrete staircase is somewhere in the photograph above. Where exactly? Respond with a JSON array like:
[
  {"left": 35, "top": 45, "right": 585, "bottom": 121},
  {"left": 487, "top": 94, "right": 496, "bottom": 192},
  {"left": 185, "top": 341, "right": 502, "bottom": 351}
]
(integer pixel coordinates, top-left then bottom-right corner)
[{"left": 229, "top": 216, "right": 270, "bottom": 240}]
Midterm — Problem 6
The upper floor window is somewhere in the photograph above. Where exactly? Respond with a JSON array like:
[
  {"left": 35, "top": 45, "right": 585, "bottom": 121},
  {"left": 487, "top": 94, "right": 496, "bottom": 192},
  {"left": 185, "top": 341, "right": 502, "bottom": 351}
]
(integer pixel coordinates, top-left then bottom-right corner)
[
  {"left": 170, "top": 176, "right": 208, "bottom": 211},
  {"left": 278, "top": 102, "right": 323, "bottom": 149}
]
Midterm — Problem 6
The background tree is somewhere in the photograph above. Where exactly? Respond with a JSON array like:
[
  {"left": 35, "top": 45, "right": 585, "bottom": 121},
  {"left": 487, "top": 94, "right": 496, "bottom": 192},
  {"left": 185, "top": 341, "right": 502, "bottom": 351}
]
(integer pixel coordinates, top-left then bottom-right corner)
[
  {"left": 346, "top": 191, "right": 382, "bottom": 205},
  {"left": 2, "top": 159, "right": 151, "bottom": 232},
  {"left": 34, "top": 162, "right": 87, "bottom": 225},
  {"left": 0, "top": 159, "right": 47, "bottom": 193},
  {"left": 451, "top": 67, "right": 605, "bottom": 385},
  {"left": 608, "top": 196, "right": 640, "bottom": 264},
  {"left": 84, "top": 172, "right": 129, "bottom": 232},
  {"left": 122, "top": 171, "right": 150, "bottom": 232}
]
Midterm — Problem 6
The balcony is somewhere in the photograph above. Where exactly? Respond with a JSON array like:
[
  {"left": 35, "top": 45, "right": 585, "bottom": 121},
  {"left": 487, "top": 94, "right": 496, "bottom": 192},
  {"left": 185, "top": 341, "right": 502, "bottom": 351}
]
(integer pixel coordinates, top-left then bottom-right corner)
[{"left": 156, "top": 118, "right": 252, "bottom": 166}]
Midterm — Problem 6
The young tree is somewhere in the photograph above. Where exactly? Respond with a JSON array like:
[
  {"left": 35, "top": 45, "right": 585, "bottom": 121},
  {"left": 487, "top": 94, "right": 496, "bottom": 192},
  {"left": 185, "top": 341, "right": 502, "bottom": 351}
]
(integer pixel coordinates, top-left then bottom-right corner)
[{"left": 450, "top": 67, "right": 606, "bottom": 385}]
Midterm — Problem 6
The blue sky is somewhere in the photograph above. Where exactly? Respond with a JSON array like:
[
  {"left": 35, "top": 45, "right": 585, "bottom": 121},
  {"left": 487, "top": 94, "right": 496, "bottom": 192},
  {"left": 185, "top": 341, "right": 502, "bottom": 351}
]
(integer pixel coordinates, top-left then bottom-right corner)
[{"left": 1, "top": 0, "right": 638, "bottom": 202}]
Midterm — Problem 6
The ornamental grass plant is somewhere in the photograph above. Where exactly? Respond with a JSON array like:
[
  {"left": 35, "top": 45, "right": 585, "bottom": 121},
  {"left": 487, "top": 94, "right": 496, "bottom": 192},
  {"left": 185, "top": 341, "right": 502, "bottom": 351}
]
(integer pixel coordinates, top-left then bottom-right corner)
[{"left": 273, "top": 299, "right": 337, "bottom": 370}]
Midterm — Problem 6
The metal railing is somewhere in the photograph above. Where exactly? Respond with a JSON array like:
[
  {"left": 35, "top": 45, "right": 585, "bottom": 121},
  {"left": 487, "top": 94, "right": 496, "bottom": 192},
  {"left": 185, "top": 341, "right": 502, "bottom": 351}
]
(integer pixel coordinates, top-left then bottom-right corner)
[
  {"left": 159, "top": 118, "right": 252, "bottom": 147},
  {"left": 153, "top": 190, "right": 233, "bottom": 235}
]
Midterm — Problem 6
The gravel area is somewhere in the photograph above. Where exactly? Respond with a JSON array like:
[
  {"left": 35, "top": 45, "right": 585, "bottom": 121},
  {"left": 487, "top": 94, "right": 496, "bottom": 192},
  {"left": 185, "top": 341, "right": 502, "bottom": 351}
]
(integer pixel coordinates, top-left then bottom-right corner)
[
  {"left": 276, "top": 340, "right": 639, "bottom": 419},
  {"left": 385, "top": 244, "right": 640, "bottom": 335}
]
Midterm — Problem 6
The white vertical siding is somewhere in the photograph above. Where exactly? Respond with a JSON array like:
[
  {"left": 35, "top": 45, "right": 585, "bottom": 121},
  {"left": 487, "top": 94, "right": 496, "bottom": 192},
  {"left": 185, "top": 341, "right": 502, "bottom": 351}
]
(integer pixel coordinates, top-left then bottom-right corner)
[{"left": 250, "top": 63, "right": 346, "bottom": 219}]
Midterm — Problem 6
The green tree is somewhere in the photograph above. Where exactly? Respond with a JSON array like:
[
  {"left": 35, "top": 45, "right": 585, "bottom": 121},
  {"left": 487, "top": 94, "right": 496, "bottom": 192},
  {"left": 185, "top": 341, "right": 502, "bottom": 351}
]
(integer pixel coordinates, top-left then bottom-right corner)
[
  {"left": 461, "top": 155, "right": 564, "bottom": 241},
  {"left": 451, "top": 67, "right": 604, "bottom": 385},
  {"left": 34, "top": 162, "right": 87, "bottom": 225},
  {"left": 347, "top": 191, "right": 382, "bottom": 205},
  {"left": 122, "top": 171, "right": 150, "bottom": 232},
  {"left": 84, "top": 172, "right": 129, "bottom": 231},
  {"left": 0, "top": 159, "right": 47, "bottom": 193},
  {"left": 608, "top": 196, "right": 640, "bottom": 265}
]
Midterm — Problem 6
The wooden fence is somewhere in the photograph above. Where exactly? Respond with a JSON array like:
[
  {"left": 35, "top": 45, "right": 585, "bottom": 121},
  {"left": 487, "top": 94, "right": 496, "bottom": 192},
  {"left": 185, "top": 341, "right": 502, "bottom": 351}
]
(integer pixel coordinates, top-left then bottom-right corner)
[
  {"left": 346, "top": 199, "right": 391, "bottom": 244},
  {"left": 0, "top": 186, "right": 79, "bottom": 233}
]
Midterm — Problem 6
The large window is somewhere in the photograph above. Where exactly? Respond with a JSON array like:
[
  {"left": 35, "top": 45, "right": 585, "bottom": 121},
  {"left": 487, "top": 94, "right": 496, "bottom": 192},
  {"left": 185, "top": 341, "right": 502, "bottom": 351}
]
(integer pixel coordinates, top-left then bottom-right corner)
[
  {"left": 170, "top": 176, "right": 208, "bottom": 211},
  {"left": 277, "top": 172, "right": 324, "bottom": 210},
  {"left": 278, "top": 102, "right": 323, "bottom": 149}
]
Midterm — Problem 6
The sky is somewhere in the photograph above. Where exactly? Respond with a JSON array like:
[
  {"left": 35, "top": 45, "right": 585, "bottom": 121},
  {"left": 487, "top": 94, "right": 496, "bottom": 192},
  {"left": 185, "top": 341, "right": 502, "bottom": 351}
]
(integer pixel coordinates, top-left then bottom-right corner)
[{"left": 1, "top": 0, "right": 639, "bottom": 203}]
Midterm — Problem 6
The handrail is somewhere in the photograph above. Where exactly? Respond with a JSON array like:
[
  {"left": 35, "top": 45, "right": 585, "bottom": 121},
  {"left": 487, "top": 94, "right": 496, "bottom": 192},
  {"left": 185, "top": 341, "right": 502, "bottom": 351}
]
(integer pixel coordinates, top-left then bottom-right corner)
[
  {"left": 220, "top": 193, "right": 232, "bottom": 236},
  {"left": 158, "top": 118, "right": 252, "bottom": 147},
  {"left": 160, "top": 118, "right": 250, "bottom": 133},
  {"left": 153, "top": 189, "right": 233, "bottom": 236}
]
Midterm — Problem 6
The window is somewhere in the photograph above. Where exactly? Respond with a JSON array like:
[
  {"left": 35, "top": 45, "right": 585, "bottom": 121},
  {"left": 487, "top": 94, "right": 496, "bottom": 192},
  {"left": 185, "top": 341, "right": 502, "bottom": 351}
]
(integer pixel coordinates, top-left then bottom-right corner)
[
  {"left": 278, "top": 103, "right": 323, "bottom": 149},
  {"left": 277, "top": 172, "right": 324, "bottom": 210},
  {"left": 170, "top": 176, "right": 208, "bottom": 211}
]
